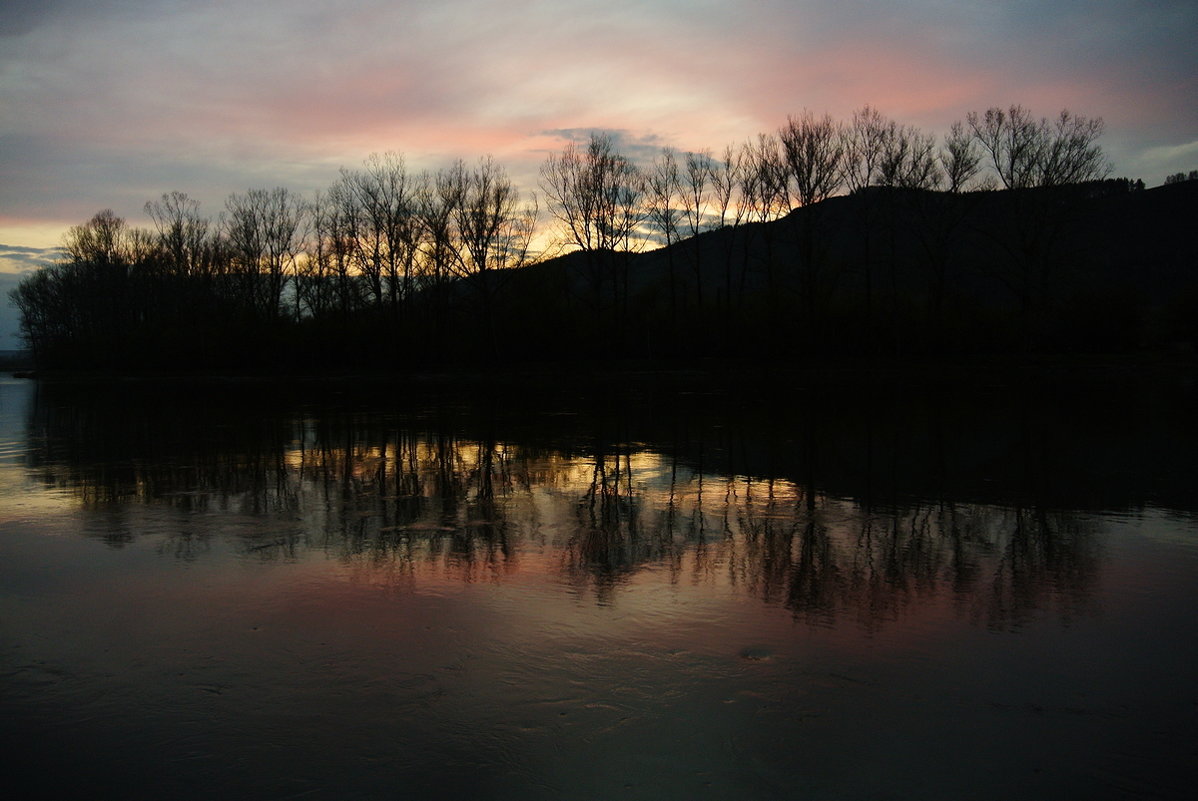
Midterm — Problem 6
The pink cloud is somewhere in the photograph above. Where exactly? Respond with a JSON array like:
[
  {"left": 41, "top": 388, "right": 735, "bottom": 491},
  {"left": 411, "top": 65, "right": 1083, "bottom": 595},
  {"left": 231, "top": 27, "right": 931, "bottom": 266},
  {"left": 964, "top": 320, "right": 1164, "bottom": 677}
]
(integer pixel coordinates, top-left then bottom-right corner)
[{"left": 3, "top": 0, "right": 1195, "bottom": 247}]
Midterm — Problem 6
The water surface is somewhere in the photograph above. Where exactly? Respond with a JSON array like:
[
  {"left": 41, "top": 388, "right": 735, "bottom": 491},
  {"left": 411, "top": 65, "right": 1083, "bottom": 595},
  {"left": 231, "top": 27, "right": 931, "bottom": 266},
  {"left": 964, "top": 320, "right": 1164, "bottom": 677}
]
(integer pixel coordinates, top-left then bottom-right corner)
[{"left": 1, "top": 376, "right": 1194, "bottom": 799}]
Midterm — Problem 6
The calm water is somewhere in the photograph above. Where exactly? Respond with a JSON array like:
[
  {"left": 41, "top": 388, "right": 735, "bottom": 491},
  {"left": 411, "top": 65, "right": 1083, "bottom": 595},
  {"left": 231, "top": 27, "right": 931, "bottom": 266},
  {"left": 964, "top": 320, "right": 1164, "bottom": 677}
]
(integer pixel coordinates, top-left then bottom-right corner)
[{"left": 1, "top": 374, "right": 1195, "bottom": 800}]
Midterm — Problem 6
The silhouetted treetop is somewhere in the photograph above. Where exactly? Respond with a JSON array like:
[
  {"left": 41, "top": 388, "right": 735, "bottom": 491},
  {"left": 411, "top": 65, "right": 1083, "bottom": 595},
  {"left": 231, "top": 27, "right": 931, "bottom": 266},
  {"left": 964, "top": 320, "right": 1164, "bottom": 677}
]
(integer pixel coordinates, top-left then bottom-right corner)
[{"left": 17, "top": 103, "right": 1190, "bottom": 374}]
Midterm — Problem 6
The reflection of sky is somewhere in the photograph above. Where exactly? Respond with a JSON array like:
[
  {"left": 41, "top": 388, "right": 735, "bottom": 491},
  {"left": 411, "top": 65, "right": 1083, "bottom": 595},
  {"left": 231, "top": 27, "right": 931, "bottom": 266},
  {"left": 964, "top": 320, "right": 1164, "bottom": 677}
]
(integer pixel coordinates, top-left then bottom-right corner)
[
  {"left": 0, "top": 379, "right": 34, "bottom": 502},
  {"left": 9, "top": 400, "right": 1109, "bottom": 635},
  {"left": 3, "top": 460, "right": 1193, "bottom": 799},
  {"left": 3, "top": 374, "right": 1194, "bottom": 798},
  {"left": 0, "top": 379, "right": 75, "bottom": 516},
  {"left": 0, "top": 0, "right": 1195, "bottom": 250}
]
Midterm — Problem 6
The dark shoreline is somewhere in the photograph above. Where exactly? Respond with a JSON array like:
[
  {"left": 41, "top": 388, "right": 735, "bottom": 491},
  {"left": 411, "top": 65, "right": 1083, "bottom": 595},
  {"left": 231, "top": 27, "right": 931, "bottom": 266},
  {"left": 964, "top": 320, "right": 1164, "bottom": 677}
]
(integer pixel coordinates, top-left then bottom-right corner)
[
  {"left": 14, "top": 351, "right": 1198, "bottom": 515},
  {"left": 9, "top": 351, "right": 1196, "bottom": 392}
]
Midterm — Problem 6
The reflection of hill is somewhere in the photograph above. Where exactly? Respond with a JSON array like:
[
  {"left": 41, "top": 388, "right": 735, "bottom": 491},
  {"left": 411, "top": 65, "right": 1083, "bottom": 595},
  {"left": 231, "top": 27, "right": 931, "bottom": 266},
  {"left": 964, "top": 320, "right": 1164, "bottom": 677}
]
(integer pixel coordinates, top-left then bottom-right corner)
[
  {"left": 22, "top": 376, "right": 1194, "bottom": 624},
  {"left": 657, "top": 376, "right": 1198, "bottom": 513}
]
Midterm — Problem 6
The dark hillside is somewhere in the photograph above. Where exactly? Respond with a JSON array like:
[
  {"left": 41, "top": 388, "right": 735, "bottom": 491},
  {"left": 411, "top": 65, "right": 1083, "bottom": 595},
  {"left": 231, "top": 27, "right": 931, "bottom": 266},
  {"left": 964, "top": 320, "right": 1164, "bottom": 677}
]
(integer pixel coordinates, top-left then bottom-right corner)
[
  {"left": 12, "top": 181, "right": 1196, "bottom": 373},
  {"left": 491, "top": 180, "right": 1196, "bottom": 361}
]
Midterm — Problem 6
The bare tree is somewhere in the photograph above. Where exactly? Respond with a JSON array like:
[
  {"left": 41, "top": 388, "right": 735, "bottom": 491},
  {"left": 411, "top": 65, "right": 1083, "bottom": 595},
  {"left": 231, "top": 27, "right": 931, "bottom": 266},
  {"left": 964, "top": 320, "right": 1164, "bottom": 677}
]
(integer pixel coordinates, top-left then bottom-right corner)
[
  {"left": 335, "top": 153, "right": 421, "bottom": 313},
  {"left": 868, "top": 124, "right": 941, "bottom": 353},
  {"left": 877, "top": 125, "right": 941, "bottom": 190},
  {"left": 540, "top": 132, "right": 646, "bottom": 351},
  {"left": 422, "top": 167, "right": 461, "bottom": 301},
  {"left": 540, "top": 132, "right": 646, "bottom": 253},
  {"left": 446, "top": 156, "right": 537, "bottom": 356},
  {"left": 449, "top": 156, "right": 518, "bottom": 277},
  {"left": 540, "top": 138, "right": 595, "bottom": 252},
  {"left": 64, "top": 208, "right": 133, "bottom": 267},
  {"left": 16, "top": 210, "right": 173, "bottom": 365},
  {"left": 735, "top": 134, "right": 791, "bottom": 323},
  {"left": 778, "top": 111, "right": 844, "bottom": 208},
  {"left": 940, "top": 121, "right": 983, "bottom": 193},
  {"left": 1038, "top": 110, "right": 1110, "bottom": 186},
  {"left": 297, "top": 193, "right": 334, "bottom": 319},
  {"left": 709, "top": 144, "right": 745, "bottom": 231},
  {"left": 306, "top": 183, "right": 366, "bottom": 319},
  {"left": 646, "top": 147, "right": 682, "bottom": 248},
  {"left": 225, "top": 187, "right": 305, "bottom": 321},
  {"left": 62, "top": 209, "right": 138, "bottom": 331},
  {"left": 740, "top": 133, "right": 790, "bottom": 222},
  {"left": 681, "top": 150, "right": 712, "bottom": 240},
  {"left": 646, "top": 147, "right": 682, "bottom": 333},
  {"left": 841, "top": 105, "right": 893, "bottom": 194},
  {"left": 679, "top": 150, "right": 714, "bottom": 306},
  {"left": 967, "top": 105, "right": 1109, "bottom": 190},
  {"left": 777, "top": 111, "right": 847, "bottom": 354},
  {"left": 699, "top": 144, "right": 748, "bottom": 343},
  {"left": 838, "top": 107, "right": 897, "bottom": 352},
  {"left": 968, "top": 105, "right": 1044, "bottom": 190},
  {"left": 144, "top": 191, "right": 211, "bottom": 277},
  {"left": 967, "top": 106, "right": 1112, "bottom": 348}
]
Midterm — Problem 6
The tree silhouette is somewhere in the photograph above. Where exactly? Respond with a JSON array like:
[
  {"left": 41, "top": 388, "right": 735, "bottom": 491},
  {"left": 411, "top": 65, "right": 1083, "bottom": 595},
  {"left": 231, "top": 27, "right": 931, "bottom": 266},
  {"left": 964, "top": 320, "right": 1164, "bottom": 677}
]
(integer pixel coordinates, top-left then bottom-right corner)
[
  {"left": 446, "top": 156, "right": 537, "bottom": 359},
  {"left": 940, "top": 121, "right": 983, "bottom": 193},
  {"left": 540, "top": 132, "right": 646, "bottom": 353},
  {"left": 14, "top": 103, "right": 1184, "bottom": 371},
  {"left": 967, "top": 105, "right": 1109, "bottom": 189},
  {"left": 224, "top": 187, "right": 305, "bottom": 322}
]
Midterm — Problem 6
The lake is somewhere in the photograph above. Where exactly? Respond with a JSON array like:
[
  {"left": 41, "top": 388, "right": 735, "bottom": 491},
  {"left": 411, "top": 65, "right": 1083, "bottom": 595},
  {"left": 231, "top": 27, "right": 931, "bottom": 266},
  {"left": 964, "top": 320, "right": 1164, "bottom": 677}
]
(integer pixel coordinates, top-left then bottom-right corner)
[{"left": 1, "top": 371, "right": 1195, "bottom": 800}]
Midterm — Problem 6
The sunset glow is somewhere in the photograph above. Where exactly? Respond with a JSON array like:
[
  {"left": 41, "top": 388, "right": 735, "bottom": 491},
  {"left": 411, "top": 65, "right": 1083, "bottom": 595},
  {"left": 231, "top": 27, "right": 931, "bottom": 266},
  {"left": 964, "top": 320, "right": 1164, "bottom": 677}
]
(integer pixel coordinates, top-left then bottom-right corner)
[{"left": 1, "top": 0, "right": 1194, "bottom": 253}]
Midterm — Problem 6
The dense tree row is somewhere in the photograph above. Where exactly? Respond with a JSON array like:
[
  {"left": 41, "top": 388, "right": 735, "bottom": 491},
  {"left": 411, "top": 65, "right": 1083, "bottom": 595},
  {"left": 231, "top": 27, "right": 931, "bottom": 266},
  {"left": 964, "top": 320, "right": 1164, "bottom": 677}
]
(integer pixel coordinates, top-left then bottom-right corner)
[
  {"left": 12, "top": 154, "right": 540, "bottom": 369},
  {"left": 15, "top": 104, "right": 1162, "bottom": 372},
  {"left": 532, "top": 104, "right": 1126, "bottom": 357}
]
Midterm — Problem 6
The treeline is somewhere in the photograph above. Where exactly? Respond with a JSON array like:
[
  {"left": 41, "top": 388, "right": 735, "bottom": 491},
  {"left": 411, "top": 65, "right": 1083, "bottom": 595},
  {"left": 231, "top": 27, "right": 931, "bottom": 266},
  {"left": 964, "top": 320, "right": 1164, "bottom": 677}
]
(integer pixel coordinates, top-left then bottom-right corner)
[
  {"left": 13, "top": 104, "right": 1191, "bottom": 372},
  {"left": 12, "top": 154, "right": 537, "bottom": 370}
]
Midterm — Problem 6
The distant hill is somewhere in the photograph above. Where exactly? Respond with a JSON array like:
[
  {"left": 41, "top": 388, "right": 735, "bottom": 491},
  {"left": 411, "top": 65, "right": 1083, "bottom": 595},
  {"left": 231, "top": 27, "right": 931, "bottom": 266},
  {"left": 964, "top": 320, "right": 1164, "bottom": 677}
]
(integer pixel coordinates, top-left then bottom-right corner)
[
  {"left": 484, "top": 180, "right": 1197, "bottom": 360},
  {"left": 12, "top": 180, "right": 1197, "bottom": 374}
]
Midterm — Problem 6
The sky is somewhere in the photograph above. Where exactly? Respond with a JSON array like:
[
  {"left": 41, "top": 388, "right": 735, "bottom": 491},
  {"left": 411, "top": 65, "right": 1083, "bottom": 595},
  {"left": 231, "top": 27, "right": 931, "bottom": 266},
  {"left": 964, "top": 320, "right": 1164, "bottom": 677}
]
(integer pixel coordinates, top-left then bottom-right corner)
[{"left": 1, "top": 0, "right": 1196, "bottom": 346}]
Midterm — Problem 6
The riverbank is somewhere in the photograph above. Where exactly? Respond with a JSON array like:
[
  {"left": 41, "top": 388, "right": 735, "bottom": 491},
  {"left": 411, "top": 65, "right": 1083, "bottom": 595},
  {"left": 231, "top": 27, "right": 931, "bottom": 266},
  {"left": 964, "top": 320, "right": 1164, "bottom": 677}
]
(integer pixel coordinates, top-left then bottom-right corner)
[{"left": 10, "top": 350, "right": 1196, "bottom": 392}]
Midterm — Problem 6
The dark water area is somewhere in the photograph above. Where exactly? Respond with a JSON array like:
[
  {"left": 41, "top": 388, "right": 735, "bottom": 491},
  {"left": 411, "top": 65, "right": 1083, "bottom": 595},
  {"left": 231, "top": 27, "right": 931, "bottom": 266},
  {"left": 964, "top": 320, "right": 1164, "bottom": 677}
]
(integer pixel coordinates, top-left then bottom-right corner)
[{"left": 1, "top": 373, "right": 1195, "bottom": 800}]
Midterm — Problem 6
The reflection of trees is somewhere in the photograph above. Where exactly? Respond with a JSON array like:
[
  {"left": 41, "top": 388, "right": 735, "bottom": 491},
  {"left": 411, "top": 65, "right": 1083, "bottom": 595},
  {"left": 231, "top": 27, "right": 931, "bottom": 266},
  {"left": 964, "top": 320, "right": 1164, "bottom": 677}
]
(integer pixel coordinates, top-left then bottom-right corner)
[
  {"left": 562, "top": 444, "right": 662, "bottom": 602},
  {"left": 984, "top": 506, "right": 1100, "bottom": 628},
  {"left": 24, "top": 384, "right": 1105, "bottom": 628},
  {"left": 553, "top": 453, "right": 1100, "bottom": 627},
  {"left": 288, "top": 417, "right": 520, "bottom": 583}
]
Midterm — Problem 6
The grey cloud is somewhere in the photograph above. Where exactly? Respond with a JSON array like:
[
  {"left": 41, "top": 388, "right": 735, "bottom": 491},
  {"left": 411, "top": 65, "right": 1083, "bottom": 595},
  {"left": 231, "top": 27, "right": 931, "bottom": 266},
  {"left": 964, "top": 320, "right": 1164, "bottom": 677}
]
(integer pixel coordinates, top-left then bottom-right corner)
[
  {"left": 0, "top": 249, "right": 60, "bottom": 329},
  {"left": 540, "top": 128, "right": 671, "bottom": 164},
  {"left": 0, "top": 0, "right": 161, "bottom": 36},
  {"left": 0, "top": 0, "right": 54, "bottom": 36},
  {"left": 0, "top": 244, "right": 62, "bottom": 266},
  {"left": 3, "top": 0, "right": 1198, "bottom": 236},
  {"left": 0, "top": 130, "right": 344, "bottom": 227}
]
